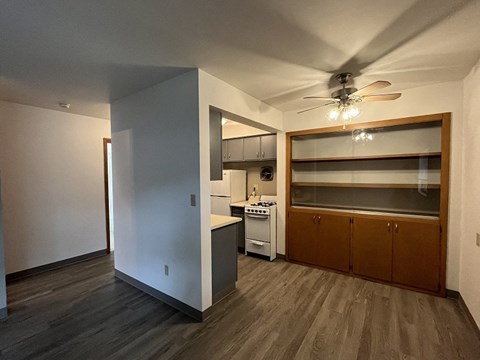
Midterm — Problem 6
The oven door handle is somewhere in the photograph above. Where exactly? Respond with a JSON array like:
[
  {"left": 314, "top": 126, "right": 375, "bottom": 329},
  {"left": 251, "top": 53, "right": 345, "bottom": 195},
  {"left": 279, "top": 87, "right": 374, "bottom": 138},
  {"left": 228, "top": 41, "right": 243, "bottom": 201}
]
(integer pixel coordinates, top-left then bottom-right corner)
[
  {"left": 250, "top": 240, "right": 265, "bottom": 246},
  {"left": 246, "top": 213, "right": 269, "bottom": 219}
]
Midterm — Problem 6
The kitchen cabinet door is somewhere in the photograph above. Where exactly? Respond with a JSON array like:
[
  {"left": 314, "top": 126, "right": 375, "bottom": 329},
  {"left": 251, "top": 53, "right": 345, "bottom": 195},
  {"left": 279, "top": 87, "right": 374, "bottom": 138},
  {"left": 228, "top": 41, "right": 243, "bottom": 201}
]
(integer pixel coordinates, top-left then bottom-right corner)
[
  {"left": 392, "top": 220, "right": 440, "bottom": 291},
  {"left": 287, "top": 211, "right": 318, "bottom": 265},
  {"left": 352, "top": 217, "right": 392, "bottom": 281},
  {"left": 243, "top": 137, "right": 261, "bottom": 161},
  {"left": 222, "top": 140, "right": 228, "bottom": 162},
  {"left": 316, "top": 214, "right": 351, "bottom": 272},
  {"left": 261, "top": 134, "right": 277, "bottom": 160},
  {"left": 225, "top": 138, "right": 244, "bottom": 162}
]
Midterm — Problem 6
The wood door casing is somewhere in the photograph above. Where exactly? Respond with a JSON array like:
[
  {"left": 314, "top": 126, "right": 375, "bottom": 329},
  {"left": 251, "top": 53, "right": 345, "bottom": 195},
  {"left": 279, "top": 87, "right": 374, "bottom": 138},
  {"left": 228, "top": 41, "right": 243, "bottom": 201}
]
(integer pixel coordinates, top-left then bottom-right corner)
[
  {"left": 392, "top": 220, "right": 440, "bottom": 291},
  {"left": 352, "top": 217, "right": 392, "bottom": 281},
  {"left": 316, "top": 214, "right": 351, "bottom": 272},
  {"left": 287, "top": 211, "right": 318, "bottom": 265}
]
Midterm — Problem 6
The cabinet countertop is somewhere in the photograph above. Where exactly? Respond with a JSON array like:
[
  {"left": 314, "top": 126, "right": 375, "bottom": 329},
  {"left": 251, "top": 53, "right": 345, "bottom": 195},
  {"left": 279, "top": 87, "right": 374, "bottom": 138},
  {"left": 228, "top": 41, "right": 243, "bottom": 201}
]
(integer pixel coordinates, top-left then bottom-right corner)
[
  {"left": 230, "top": 197, "right": 261, "bottom": 208},
  {"left": 211, "top": 214, "right": 242, "bottom": 230}
]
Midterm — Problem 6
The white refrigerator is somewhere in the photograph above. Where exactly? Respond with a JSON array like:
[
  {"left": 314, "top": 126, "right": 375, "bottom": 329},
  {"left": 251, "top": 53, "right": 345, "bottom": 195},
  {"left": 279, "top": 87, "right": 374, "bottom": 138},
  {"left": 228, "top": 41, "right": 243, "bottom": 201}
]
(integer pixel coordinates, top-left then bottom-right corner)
[{"left": 211, "top": 170, "right": 247, "bottom": 216}]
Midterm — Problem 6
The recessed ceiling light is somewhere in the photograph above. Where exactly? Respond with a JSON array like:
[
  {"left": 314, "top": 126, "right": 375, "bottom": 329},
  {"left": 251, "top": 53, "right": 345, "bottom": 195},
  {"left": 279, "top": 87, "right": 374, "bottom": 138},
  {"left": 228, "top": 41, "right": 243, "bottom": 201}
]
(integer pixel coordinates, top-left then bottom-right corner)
[{"left": 59, "top": 102, "right": 71, "bottom": 109}]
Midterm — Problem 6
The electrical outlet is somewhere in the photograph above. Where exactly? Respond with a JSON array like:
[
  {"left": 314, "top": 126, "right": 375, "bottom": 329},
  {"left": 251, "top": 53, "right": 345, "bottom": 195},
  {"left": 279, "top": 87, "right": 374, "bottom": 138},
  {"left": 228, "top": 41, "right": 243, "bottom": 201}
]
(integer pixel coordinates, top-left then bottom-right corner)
[
  {"left": 476, "top": 233, "right": 480, "bottom": 247},
  {"left": 164, "top": 265, "right": 169, "bottom": 276}
]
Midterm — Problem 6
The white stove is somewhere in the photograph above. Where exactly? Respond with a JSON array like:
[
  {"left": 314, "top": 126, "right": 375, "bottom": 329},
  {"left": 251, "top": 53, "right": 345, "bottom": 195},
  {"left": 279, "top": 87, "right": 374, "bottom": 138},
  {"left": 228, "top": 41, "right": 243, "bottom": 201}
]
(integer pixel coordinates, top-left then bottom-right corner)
[{"left": 245, "top": 201, "right": 277, "bottom": 261}]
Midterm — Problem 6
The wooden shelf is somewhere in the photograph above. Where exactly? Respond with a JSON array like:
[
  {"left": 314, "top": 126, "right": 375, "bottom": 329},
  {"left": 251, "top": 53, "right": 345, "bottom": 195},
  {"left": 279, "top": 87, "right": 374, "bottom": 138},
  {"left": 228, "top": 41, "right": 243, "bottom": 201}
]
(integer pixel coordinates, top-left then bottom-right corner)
[
  {"left": 292, "top": 152, "right": 441, "bottom": 163},
  {"left": 291, "top": 204, "right": 440, "bottom": 218},
  {"left": 291, "top": 182, "right": 440, "bottom": 189}
]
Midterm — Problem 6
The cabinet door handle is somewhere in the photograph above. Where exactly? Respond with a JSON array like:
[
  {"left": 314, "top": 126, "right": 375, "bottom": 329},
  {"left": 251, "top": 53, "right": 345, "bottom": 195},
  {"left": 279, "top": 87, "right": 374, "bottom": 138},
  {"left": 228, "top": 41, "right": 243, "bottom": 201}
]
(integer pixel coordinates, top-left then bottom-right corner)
[
  {"left": 228, "top": 154, "right": 231, "bottom": 159},
  {"left": 262, "top": 151, "right": 265, "bottom": 158},
  {"left": 387, "top": 222, "right": 391, "bottom": 231},
  {"left": 395, "top": 223, "right": 398, "bottom": 232},
  {"left": 317, "top": 215, "right": 321, "bottom": 223},
  {"left": 312, "top": 216, "right": 316, "bottom": 224},
  {"left": 256, "top": 151, "right": 259, "bottom": 158}
]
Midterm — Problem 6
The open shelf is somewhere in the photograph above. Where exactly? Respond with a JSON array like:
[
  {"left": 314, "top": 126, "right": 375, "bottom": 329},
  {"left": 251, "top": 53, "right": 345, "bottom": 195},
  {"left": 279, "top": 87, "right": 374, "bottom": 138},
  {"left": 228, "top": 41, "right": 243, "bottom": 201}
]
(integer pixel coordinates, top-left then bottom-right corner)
[
  {"left": 292, "top": 182, "right": 440, "bottom": 189},
  {"left": 292, "top": 152, "right": 441, "bottom": 163}
]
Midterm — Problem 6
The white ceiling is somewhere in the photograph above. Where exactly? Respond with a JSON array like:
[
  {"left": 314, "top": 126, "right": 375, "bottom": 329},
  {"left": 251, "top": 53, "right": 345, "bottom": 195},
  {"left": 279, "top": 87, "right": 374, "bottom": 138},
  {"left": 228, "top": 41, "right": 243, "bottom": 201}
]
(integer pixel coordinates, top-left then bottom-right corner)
[{"left": 1, "top": 0, "right": 479, "bottom": 119}]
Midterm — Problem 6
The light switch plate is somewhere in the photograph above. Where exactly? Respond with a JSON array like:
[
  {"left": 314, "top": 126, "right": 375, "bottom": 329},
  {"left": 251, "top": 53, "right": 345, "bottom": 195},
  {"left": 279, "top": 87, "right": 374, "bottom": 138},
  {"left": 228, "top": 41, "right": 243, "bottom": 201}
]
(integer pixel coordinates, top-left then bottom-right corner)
[
  {"left": 190, "top": 194, "right": 196, "bottom": 207},
  {"left": 164, "top": 265, "right": 169, "bottom": 276}
]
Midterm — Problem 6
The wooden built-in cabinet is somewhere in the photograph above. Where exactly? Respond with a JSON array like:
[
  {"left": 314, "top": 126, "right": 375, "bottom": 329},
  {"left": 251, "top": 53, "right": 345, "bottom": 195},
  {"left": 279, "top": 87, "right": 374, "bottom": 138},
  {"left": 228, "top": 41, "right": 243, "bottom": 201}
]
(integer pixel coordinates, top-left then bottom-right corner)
[
  {"left": 392, "top": 220, "right": 440, "bottom": 292},
  {"left": 286, "top": 113, "right": 450, "bottom": 296},
  {"left": 352, "top": 216, "right": 393, "bottom": 281}
]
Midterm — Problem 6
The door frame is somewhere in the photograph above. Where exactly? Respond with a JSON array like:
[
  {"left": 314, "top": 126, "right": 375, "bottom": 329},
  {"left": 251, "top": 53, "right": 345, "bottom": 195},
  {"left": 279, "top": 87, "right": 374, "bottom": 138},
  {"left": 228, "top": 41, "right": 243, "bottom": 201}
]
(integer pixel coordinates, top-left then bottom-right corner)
[{"left": 103, "top": 138, "right": 112, "bottom": 254}]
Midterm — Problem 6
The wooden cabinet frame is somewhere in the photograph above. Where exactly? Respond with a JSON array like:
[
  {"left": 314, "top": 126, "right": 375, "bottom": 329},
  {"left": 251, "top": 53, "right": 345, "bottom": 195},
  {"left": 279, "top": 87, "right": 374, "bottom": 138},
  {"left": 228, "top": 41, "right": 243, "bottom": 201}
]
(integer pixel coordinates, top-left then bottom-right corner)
[{"left": 286, "top": 113, "right": 451, "bottom": 296}]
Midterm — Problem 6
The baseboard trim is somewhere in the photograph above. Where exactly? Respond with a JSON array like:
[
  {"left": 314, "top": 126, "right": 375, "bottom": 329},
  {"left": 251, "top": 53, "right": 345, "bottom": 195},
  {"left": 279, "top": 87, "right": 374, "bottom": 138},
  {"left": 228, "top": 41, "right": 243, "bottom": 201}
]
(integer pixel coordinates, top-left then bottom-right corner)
[
  {"left": 0, "top": 307, "right": 7, "bottom": 320},
  {"left": 115, "top": 269, "right": 211, "bottom": 322},
  {"left": 447, "top": 289, "right": 480, "bottom": 339},
  {"left": 276, "top": 253, "right": 286, "bottom": 260},
  {"left": 6, "top": 249, "right": 107, "bottom": 284}
]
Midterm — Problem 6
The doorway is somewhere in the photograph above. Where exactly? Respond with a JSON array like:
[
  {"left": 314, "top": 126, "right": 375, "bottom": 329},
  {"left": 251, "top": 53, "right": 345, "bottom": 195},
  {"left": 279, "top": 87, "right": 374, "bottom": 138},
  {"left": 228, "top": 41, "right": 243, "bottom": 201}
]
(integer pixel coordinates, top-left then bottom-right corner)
[{"left": 103, "top": 138, "right": 114, "bottom": 253}]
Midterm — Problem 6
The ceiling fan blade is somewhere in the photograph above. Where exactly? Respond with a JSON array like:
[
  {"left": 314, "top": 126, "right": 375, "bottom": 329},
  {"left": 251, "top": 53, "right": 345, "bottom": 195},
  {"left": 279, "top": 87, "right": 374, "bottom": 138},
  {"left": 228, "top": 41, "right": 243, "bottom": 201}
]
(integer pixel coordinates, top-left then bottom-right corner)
[
  {"left": 297, "top": 101, "right": 337, "bottom": 114},
  {"left": 361, "top": 93, "right": 402, "bottom": 102},
  {"left": 303, "top": 96, "right": 337, "bottom": 101},
  {"left": 352, "top": 80, "right": 391, "bottom": 97}
]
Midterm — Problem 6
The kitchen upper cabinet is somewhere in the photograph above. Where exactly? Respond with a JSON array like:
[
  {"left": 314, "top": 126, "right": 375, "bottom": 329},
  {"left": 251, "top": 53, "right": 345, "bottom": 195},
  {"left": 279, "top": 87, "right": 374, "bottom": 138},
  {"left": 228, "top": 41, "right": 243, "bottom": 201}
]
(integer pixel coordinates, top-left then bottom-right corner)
[
  {"left": 392, "top": 220, "right": 440, "bottom": 292},
  {"left": 243, "top": 135, "right": 277, "bottom": 161},
  {"left": 260, "top": 134, "right": 277, "bottom": 160},
  {"left": 243, "top": 136, "right": 261, "bottom": 161},
  {"left": 223, "top": 138, "right": 244, "bottom": 162},
  {"left": 288, "top": 210, "right": 350, "bottom": 271},
  {"left": 352, "top": 217, "right": 392, "bottom": 281}
]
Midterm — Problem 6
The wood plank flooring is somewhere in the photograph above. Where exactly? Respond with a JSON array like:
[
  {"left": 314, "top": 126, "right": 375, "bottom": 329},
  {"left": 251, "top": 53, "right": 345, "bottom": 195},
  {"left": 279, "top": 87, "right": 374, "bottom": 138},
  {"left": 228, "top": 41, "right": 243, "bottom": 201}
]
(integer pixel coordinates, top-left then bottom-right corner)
[{"left": 1, "top": 254, "right": 479, "bottom": 359}]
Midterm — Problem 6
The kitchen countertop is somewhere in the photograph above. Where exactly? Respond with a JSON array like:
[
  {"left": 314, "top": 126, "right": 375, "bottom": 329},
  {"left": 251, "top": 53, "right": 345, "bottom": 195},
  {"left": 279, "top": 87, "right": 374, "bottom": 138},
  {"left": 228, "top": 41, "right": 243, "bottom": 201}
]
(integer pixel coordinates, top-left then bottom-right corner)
[
  {"left": 211, "top": 214, "right": 242, "bottom": 230},
  {"left": 230, "top": 196, "right": 261, "bottom": 208}
]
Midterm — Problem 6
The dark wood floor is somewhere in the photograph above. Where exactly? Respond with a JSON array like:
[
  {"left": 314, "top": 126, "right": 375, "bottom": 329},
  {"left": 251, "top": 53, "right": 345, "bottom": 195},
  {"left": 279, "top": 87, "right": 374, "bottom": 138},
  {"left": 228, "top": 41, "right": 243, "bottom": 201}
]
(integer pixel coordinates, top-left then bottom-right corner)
[{"left": 1, "top": 254, "right": 479, "bottom": 360}]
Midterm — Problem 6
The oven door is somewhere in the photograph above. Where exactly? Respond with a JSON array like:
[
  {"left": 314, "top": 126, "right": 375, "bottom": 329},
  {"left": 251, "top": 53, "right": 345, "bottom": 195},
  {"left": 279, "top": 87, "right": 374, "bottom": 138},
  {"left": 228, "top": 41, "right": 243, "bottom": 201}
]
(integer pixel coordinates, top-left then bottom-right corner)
[{"left": 245, "top": 213, "right": 270, "bottom": 242}]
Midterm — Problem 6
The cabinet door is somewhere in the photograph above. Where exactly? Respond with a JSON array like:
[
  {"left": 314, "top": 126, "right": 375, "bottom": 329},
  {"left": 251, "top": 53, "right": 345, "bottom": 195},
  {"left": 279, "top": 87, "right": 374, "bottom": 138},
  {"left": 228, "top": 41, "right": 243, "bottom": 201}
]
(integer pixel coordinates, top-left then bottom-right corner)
[
  {"left": 316, "top": 214, "right": 351, "bottom": 272},
  {"left": 352, "top": 217, "right": 392, "bottom": 281},
  {"left": 260, "top": 134, "right": 277, "bottom": 160},
  {"left": 392, "top": 221, "right": 440, "bottom": 291},
  {"left": 287, "top": 211, "right": 318, "bottom": 265},
  {"left": 226, "top": 138, "right": 244, "bottom": 162},
  {"left": 222, "top": 140, "right": 227, "bottom": 162},
  {"left": 243, "top": 137, "right": 261, "bottom": 161}
]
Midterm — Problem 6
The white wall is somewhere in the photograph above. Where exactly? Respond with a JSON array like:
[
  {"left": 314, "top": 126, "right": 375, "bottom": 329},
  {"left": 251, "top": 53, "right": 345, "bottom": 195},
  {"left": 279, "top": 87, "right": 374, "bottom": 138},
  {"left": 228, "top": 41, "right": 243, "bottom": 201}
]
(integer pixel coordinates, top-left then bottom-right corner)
[
  {"left": 222, "top": 121, "right": 270, "bottom": 139},
  {"left": 0, "top": 101, "right": 110, "bottom": 273},
  {"left": 199, "top": 70, "right": 284, "bottom": 309},
  {"left": 111, "top": 70, "right": 204, "bottom": 310},
  {"left": 0, "top": 176, "right": 6, "bottom": 313},
  {"left": 284, "top": 81, "right": 464, "bottom": 290},
  {"left": 460, "top": 61, "right": 480, "bottom": 326}
]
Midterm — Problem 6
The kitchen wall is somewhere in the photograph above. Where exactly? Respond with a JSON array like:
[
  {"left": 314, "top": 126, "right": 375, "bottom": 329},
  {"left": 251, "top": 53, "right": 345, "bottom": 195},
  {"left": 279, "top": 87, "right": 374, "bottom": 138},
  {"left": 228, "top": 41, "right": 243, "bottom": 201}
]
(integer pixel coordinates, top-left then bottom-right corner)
[
  {"left": 199, "top": 70, "right": 283, "bottom": 309},
  {"left": 223, "top": 161, "right": 277, "bottom": 196},
  {"left": 283, "top": 80, "right": 464, "bottom": 291},
  {"left": 222, "top": 121, "right": 270, "bottom": 139},
  {"left": 0, "top": 176, "right": 6, "bottom": 318},
  {"left": 111, "top": 70, "right": 203, "bottom": 311},
  {"left": 0, "top": 100, "right": 110, "bottom": 274},
  {"left": 460, "top": 60, "right": 480, "bottom": 326}
]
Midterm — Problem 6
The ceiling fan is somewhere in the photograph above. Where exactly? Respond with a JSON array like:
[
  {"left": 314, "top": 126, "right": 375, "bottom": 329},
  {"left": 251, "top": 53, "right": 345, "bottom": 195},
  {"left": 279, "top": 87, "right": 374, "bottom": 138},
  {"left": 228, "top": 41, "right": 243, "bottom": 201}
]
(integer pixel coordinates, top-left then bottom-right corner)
[{"left": 298, "top": 73, "right": 402, "bottom": 122}]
